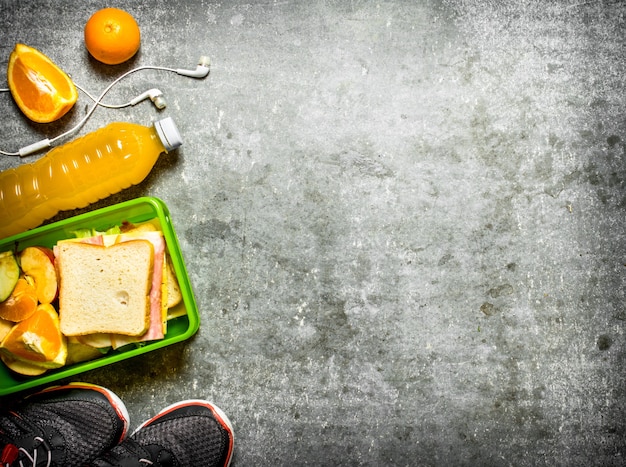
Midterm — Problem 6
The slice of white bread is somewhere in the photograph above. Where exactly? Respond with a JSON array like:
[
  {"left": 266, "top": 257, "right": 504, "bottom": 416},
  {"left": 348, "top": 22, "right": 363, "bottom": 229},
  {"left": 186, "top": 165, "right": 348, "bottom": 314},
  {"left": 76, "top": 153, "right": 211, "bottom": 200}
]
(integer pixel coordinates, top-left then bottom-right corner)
[
  {"left": 165, "top": 262, "right": 182, "bottom": 309},
  {"left": 57, "top": 240, "right": 154, "bottom": 337}
]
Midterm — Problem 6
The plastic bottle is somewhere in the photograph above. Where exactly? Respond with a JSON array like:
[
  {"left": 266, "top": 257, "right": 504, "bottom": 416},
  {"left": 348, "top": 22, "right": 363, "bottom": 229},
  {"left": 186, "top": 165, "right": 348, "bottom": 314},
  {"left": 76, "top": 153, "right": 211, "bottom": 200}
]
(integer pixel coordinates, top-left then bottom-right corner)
[{"left": 0, "top": 117, "right": 182, "bottom": 239}]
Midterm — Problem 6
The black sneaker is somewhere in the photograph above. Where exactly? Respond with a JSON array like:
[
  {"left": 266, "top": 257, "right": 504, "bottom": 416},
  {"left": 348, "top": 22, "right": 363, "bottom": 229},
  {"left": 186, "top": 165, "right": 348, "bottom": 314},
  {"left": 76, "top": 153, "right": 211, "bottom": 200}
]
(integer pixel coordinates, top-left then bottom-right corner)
[
  {"left": 0, "top": 382, "right": 129, "bottom": 466},
  {"left": 91, "top": 399, "right": 234, "bottom": 467}
]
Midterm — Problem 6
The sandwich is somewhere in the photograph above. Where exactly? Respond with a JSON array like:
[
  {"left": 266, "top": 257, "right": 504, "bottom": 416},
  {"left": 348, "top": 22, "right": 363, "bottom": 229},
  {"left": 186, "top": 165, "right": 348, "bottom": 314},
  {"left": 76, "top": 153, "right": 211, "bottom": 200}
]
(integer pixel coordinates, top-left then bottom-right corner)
[
  {"left": 56, "top": 219, "right": 182, "bottom": 350},
  {"left": 57, "top": 239, "right": 155, "bottom": 337}
]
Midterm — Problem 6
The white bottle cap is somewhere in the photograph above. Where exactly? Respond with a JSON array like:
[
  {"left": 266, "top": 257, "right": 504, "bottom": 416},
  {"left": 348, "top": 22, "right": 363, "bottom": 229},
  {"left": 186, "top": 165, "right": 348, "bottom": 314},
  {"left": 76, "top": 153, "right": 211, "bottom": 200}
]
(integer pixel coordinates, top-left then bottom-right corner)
[{"left": 154, "top": 117, "right": 183, "bottom": 151}]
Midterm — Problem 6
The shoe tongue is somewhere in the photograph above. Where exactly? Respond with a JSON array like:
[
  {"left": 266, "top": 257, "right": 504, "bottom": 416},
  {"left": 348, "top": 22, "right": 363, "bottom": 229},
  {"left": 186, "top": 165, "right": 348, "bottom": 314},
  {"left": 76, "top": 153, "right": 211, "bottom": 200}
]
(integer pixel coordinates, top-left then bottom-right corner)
[
  {"left": 144, "top": 444, "right": 175, "bottom": 466},
  {"left": 91, "top": 437, "right": 167, "bottom": 467}
]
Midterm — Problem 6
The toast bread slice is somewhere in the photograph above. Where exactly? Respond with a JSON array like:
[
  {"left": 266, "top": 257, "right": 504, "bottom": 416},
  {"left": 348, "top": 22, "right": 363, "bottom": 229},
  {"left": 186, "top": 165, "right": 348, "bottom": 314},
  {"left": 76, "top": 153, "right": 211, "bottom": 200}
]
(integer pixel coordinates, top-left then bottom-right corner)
[{"left": 57, "top": 240, "right": 154, "bottom": 337}]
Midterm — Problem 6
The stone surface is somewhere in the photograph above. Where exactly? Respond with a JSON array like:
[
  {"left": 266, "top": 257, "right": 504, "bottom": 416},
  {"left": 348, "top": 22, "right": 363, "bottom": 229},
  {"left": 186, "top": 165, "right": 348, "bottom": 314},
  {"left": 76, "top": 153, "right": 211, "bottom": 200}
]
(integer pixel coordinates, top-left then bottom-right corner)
[{"left": 1, "top": 1, "right": 625, "bottom": 465}]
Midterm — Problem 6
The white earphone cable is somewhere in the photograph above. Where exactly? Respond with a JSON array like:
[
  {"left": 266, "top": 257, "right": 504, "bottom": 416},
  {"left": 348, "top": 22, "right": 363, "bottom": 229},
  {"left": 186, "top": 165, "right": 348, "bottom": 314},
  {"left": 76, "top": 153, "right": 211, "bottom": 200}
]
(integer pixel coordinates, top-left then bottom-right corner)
[
  {"left": 48, "top": 65, "right": 174, "bottom": 147},
  {"left": 0, "top": 62, "right": 204, "bottom": 157},
  {"left": 72, "top": 83, "right": 126, "bottom": 109}
]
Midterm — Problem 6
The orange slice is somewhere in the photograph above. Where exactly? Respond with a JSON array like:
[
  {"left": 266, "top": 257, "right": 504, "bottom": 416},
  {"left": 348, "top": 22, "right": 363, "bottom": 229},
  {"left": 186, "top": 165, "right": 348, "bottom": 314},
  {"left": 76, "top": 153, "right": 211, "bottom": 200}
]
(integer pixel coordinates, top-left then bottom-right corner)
[
  {"left": 0, "top": 303, "right": 67, "bottom": 368},
  {"left": 0, "top": 277, "right": 38, "bottom": 322},
  {"left": 7, "top": 43, "right": 78, "bottom": 123},
  {"left": 0, "top": 318, "right": 13, "bottom": 342}
]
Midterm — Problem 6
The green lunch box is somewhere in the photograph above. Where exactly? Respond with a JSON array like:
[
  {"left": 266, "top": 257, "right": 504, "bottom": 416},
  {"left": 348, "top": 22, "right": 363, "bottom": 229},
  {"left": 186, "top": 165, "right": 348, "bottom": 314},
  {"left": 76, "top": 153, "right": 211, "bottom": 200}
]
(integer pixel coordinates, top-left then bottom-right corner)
[{"left": 0, "top": 197, "right": 199, "bottom": 396}]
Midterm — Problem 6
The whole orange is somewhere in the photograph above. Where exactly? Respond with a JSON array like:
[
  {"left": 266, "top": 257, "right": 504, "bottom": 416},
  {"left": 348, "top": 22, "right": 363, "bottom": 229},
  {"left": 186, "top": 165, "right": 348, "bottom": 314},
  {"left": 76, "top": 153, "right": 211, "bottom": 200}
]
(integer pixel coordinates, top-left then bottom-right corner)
[{"left": 84, "top": 8, "right": 140, "bottom": 65}]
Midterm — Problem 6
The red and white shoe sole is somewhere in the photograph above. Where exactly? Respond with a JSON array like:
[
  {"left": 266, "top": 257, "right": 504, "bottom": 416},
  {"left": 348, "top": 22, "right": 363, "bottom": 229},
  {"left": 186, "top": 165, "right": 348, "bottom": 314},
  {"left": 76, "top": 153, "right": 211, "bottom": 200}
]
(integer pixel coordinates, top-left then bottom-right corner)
[{"left": 133, "top": 399, "right": 235, "bottom": 467}]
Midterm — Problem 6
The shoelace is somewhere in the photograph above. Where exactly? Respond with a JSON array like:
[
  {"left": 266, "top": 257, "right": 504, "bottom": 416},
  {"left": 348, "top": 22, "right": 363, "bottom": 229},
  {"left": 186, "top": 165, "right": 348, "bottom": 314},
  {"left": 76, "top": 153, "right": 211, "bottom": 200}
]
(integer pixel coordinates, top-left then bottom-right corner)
[
  {"left": 1, "top": 437, "right": 52, "bottom": 467},
  {"left": 0, "top": 411, "right": 55, "bottom": 467},
  {"left": 92, "top": 437, "right": 157, "bottom": 467}
]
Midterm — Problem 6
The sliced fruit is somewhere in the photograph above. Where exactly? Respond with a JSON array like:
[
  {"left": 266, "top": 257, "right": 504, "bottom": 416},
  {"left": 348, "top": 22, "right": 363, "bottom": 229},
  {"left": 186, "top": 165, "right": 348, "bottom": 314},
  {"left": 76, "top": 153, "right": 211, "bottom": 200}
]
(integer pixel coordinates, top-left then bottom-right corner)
[
  {"left": 0, "top": 318, "right": 13, "bottom": 342},
  {"left": 76, "top": 333, "right": 113, "bottom": 349},
  {"left": 0, "top": 303, "right": 67, "bottom": 368},
  {"left": 7, "top": 43, "right": 78, "bottom": 123},
  {"left": 20, "top": 246, "right": 58, "bottom": 304},
  {"left": 1, "top": 353, "right": 47, "bottom": 376},
  {"left": 0, "top": 277, "right": 38, "bottom": 322},
  {"left": 66, "top": 337, "right": 104, "bottom": 365},
  {"left": 0, "top": 251, "right": 20, "bottom": 302}
]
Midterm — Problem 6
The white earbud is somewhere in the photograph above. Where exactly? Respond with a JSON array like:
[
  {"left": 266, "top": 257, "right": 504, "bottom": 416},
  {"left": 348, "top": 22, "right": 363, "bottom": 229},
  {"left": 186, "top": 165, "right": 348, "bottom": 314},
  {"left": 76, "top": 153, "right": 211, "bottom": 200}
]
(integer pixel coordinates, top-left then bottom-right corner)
[
  {"left": 176, "top": 56, "right": 211, "bottom": 78},
  {"left": 129, "top": 88, "right": 166, "bottom": 109},
  {"left": 2, "top": 55, "right": 212, "bottom": 157}
]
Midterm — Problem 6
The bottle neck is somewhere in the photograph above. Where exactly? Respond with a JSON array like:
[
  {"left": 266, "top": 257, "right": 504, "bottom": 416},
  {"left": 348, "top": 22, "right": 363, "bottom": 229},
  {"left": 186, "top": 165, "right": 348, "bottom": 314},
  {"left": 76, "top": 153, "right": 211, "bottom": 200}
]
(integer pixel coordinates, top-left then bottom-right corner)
[{"left": 148, "top": 125, "right": 169, "bottom": 154}]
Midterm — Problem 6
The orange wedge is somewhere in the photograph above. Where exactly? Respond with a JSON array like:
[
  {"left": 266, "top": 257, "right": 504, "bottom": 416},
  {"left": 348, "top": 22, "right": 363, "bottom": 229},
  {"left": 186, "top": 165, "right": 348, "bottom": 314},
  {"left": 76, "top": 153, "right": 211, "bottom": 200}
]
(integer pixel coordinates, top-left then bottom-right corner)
[
  {"left": 0, "top": 303, "right": 67, "bottom": 368},
  {"left": 0, "top": 277, "right": 38, "bottom": 322},
  {"left": 0, "top": 318, "right": 13, "bottom": 342},
  {"left": 7, "top": 43, "right": 78, "bottom": 123}
]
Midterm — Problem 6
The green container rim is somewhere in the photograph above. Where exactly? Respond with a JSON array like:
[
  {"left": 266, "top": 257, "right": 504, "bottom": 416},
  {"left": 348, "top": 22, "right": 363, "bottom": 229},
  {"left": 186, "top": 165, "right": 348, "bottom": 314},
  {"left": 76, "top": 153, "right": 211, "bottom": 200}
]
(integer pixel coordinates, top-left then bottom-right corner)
[{"left": 0, "top": 197, "right": 199, "bottom": 396}]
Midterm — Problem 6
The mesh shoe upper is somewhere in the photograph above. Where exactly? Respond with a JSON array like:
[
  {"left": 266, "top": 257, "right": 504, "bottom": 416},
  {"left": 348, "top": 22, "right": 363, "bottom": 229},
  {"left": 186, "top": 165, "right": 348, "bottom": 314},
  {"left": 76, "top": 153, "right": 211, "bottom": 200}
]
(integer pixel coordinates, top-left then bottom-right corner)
[
  {"left": 0, "top": 383, "right": 129, "bottom": 467},
  {"left": 91, "top": 400, "right": 234, "bottom": 467}
]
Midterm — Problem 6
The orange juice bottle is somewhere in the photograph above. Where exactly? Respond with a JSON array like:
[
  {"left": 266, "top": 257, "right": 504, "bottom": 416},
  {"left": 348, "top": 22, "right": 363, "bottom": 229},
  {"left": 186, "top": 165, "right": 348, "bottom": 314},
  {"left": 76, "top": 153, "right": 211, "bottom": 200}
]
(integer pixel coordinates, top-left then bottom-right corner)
[{"left": 0, "top": 117, "right": 182, "bottom": 239}]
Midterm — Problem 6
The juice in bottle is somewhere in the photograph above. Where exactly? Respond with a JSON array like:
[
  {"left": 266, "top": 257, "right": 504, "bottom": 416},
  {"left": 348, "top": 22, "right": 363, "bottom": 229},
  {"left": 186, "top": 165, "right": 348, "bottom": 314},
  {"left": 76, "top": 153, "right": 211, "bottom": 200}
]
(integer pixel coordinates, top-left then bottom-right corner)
[{"left": 0, "top": 117, "right": 182, "bottom": 239}]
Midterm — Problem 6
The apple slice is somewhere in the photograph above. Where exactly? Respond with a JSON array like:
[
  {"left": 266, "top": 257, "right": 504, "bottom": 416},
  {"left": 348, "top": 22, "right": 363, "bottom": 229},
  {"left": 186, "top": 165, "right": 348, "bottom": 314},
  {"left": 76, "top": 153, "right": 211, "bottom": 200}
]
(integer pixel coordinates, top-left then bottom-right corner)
[
  {"left": 0, "top": 353, "right": 47, "bottom": 376},
  {"left": 0, "top": 251, "right": 20, "bottom": 302},
  {"left": 66, "top": 337, "right": 104, "bottom": 365},
  {"left": 19, "top": 247, "right": 58, "bottom": 304}
]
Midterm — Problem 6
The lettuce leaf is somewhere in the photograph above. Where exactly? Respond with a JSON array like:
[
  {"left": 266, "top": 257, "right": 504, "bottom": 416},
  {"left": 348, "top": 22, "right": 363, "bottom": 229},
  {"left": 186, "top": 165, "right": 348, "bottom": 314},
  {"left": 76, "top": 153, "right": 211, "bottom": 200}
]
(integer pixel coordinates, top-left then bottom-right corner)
[{"left": 70, "top": 225, "right": 122, "bottom": 239}]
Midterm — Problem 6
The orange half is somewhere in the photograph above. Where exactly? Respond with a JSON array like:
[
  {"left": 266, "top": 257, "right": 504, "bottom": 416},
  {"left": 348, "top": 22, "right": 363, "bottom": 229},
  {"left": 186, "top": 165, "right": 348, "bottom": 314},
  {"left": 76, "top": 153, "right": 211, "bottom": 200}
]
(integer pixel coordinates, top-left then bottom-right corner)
[{"left": 7, "top": 44, "right": 78, "bottom": 123}]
